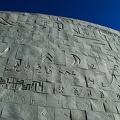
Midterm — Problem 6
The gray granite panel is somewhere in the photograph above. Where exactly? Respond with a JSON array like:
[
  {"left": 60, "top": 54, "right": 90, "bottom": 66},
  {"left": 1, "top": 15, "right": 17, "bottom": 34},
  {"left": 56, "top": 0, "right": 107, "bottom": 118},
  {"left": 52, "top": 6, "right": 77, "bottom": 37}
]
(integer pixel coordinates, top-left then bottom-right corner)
[{"left": 0, "top": 11, "right": 120, "bottom": 120}]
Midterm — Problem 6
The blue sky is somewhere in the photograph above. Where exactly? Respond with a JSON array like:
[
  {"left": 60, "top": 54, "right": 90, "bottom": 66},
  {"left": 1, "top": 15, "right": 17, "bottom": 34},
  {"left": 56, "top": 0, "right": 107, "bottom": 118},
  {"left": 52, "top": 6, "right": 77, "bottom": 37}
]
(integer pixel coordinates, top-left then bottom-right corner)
[{"left": 0, "top": 0, "right": 120, "bottom": 31}]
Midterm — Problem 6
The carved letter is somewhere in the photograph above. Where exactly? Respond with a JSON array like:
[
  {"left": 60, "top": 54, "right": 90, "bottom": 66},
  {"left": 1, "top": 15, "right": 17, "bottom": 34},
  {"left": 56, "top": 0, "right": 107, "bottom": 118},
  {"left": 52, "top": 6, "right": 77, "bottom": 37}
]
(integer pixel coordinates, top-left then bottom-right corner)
[
  {"left": 54, "top": 21, "right": 64, "bottom": 31},
  {"left": 42, "top": 53, "right": 53, "bottom": 62},
  {"left": 71, "top": 54, "right": 81, "bottom": 65}
]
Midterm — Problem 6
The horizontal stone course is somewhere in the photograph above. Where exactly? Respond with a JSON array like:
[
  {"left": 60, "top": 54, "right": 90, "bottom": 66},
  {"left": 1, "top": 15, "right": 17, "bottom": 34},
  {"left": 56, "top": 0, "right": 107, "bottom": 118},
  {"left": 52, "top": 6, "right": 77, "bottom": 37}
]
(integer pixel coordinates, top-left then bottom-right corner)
[{"left": 0, "top": 11, "right": 120, "bottom": 120}]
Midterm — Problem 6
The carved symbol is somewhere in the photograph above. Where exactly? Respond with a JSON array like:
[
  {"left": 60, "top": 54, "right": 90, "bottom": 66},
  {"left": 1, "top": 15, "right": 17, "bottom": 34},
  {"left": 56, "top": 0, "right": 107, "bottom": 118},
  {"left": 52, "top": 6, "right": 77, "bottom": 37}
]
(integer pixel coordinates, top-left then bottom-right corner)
[
  {"left": 59, "top": 70, "right": 76, "bottom": 75},
  {"left": 13, "top": 61, "right": 20, "bottom": 72},
  {"left": 0, "top": 77, "right": 6, "bottom": 84},
  {"left": 74, "top": 88, "right": 78, "bottom": 95},
  {"left": 0, "top": 47, "right": 10, "bottom": 56},
  {"left": 88, "top": 64, "right": 96, "bottom": 69},
  {"left": 85, "top": 103, "right": 89, "bottom": 109},
  {"left": 38, "top": 19, "right": 50, "bottom": 27},
  {"left": 87, "top": 89, "right": 92, "bottom": 97},
  {"left": 102, "top": 34, "right": 112, "bottom": 50},
  {"left": 71, "top": 54, "right": 81, "bottom": 65},
  {"left": 6, "top": 78, "right": 24, "bottom": 91},
  {"left": 64, "top": 113, "right": 70, "bottom": 120},
  {"left": 114, "top": 65, "right": 119, "bottom": 74},
  {"left": 22, "top": 84, "right": 31, "bottom": 90},
  {"left": 100, "top": 91, "right": 104, "bottom": 98},
  {"left": 88, "top": 77, "right": 94, "bottom": 84},
  {"left": 54, "top": 21, "right": 63, "bottom": 31},
  {"left": 108, "top": 115, "right": 113, "bottom": 119},
  {"left": 42, "top": 53, "right": 53, "bottom": 62},
  {"left": 72, "top": 27, "right": 83, "bottom": 37},
  {"left": 58, "top": 85, "right": 64, "bottom": 93},
  {"left": 45, "top": 66, "right": 52, "bottom": 74},
  {"left": 102, "top": 65, "right": 118, "bottom": 87},
  {"left": 116, "top": 93, "right": 120, "bottom": 100},
  {"left": 24, "top": 62, "right": 30, "bottom": 72},
  {"left": 0, "top": 77, "right": 7, "bottom": 88},
  {"left": 43, "top": 20, "right": 49, "bottom": 26},
  {"left": 0, "top": 17, "right": 12, "bottom": 26},
  {"left": 65, "top": 71, "right": 76, "bottom": 75},
  {"left": 31, "top": 81, "right": 43, "bottom": 92},
  {"left": 35, "top": 63, "right": 42, "bottom": 73},
  {"left": 82, "top": 28, "right": 89, "bottom": 35}
]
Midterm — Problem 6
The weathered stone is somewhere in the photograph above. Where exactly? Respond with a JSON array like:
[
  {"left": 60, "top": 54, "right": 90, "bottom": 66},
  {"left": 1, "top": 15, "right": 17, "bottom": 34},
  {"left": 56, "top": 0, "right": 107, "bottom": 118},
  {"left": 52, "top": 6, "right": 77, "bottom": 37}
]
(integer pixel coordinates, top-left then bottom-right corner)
[
  {"left": 55, "top": 108, "right": 70, "bottom": 120},
  {"left": 0, "top": 11, "right": 120, "bottom": 120},
  {"left": 71, "top": 109, "right": 86, "bottom": 120}
]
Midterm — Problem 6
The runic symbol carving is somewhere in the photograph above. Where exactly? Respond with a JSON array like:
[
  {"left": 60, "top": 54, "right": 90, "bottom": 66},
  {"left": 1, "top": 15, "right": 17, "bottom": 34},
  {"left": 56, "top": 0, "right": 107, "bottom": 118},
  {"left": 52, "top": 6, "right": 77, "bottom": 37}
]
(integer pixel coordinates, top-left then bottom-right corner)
[
  {"left": 42, "top": 53, "right": 53, "bottom": 62},
  {"left": 71, "top": 54, "right": 81, "bottom": 65},
  {"left": 0, "top": 47, "right": 10, "bottom": 56},
  {"left": 72, "top": 27, "right": 83, "bottom": 37}
]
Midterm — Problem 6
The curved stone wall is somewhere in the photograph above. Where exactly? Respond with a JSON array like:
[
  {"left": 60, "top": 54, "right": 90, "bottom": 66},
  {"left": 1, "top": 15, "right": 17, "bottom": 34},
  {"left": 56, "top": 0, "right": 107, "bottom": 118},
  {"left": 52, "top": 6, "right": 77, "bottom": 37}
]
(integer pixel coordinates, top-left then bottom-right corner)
[{"left": 0, "top": 11, "right": 120, "bottom": 120}]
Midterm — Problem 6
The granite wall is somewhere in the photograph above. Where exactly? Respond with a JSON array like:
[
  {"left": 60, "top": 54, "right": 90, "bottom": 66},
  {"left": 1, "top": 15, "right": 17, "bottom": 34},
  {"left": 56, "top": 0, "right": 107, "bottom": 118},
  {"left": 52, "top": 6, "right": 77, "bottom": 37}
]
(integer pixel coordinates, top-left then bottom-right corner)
[{"left": 0, "top": 11, "right": 120, "bottom": 120}]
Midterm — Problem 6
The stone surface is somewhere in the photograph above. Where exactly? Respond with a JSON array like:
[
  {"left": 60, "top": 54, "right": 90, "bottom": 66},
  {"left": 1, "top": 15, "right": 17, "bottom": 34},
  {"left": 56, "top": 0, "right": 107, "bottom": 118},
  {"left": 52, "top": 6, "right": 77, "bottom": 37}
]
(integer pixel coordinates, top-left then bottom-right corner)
[{"left": 0, "top": 11, "right": 120, "bottom": 119}]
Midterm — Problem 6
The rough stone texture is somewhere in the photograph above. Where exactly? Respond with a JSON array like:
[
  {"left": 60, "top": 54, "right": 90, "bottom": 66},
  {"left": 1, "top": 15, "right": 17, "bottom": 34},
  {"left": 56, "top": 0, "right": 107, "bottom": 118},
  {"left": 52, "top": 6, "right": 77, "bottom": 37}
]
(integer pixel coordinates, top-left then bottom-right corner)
[{"left": 0, "top": 11, "right": 120, "bottom": 120}]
